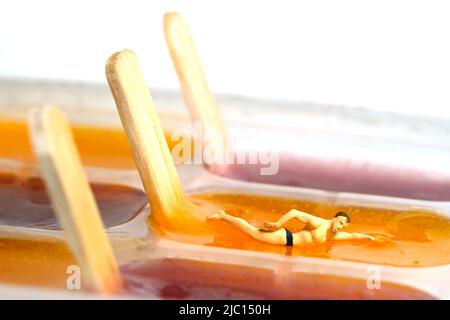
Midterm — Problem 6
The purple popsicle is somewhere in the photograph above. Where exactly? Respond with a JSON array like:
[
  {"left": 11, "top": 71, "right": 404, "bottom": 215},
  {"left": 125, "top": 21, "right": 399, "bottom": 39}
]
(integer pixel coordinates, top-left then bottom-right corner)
[
  {"left": 209, "top": 151, "right": 450, "bottom": 201},
  {"left": 164, "top": 11, "right": 450, "bottom": 201}
]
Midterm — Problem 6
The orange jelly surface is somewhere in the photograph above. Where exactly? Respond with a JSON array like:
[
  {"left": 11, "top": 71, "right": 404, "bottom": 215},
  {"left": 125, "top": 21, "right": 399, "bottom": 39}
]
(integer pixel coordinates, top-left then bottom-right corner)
[
  {"left": 0, "top": 238, "right": 75, "bottom": 288},
  {"left": 0, "top": 173, "right": 147, "bottom": 229},
  {"left": 0, "top": 118, "right": 184, "bottom": 169},
  {"left": 149, "top": 193, "right": 450, "bottom": 267}
]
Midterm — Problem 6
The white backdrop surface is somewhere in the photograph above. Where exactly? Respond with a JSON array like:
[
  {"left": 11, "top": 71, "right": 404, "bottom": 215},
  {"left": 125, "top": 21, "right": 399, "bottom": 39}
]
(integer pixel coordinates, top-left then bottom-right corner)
[{"left": 0, "top": 0, "right": 449, "bottom": 118}]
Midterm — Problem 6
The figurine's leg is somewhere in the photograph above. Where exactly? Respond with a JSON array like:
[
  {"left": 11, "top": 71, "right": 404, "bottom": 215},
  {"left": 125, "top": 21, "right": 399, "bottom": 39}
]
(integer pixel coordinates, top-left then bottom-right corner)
[{"left": 211, "top": 211, "right": 286, "bottom": 245}]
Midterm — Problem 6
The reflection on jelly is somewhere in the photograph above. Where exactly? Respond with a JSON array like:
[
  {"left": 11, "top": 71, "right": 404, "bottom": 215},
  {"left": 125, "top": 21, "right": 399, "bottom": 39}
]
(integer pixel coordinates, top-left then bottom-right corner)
[
  {"left": 148, "top": 193, "right": 450, "bottom": 267},
  {"left": 0, "top": 173, "right": 147, "bottom": 229}
]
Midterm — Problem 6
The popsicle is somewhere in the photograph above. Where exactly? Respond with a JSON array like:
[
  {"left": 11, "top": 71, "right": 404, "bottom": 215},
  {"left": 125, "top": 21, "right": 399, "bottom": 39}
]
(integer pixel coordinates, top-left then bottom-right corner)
[
  {"left": 28, "top": 106, "right": 123, "bottom": 294},
  {"left": 163, "top": 11, "right": 450, "bottom": 201},
  {"left": 105, "top": 49, "right": 450, "bottom": 268},
  {"left": 164, "top": 191, "right": 450, "bottom": 267},
  {"left": 106, "top": 49, "right": 216, "bottom": 232}
]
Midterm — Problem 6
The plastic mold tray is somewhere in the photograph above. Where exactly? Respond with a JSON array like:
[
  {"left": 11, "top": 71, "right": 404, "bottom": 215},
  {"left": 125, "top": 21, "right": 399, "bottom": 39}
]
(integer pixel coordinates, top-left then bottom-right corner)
[{"left": 0, "top": 78, "right": 450, "bottom": 299}]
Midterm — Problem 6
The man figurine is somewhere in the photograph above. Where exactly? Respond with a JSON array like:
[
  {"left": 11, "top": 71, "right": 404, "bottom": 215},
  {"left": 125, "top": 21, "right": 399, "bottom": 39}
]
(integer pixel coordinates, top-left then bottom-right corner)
[{"left": 208, "top": 209, "right": 374, "bottom": 246}]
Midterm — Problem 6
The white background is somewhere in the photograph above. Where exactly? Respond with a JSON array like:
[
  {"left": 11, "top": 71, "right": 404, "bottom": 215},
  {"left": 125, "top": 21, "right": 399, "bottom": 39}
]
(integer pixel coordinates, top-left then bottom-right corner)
[{"left": 0, "top": 0, "right": 449, "bottom": 118}]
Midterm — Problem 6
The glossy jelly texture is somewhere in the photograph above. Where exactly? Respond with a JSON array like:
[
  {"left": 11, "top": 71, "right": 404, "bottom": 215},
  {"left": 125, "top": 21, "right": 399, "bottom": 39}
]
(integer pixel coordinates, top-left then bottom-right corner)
[
  {"left": 0, "top": 173, "right": 147, "bottom": 229},
  {"left": 149, "top": 192, "right": 450, "bottom": 267}
]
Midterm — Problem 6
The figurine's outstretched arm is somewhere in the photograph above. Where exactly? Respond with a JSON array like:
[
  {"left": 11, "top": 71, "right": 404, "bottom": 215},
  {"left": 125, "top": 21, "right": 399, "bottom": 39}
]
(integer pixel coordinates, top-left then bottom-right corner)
[
  {"left": 265, "top": 209, "right": 322, "bottom": 229},
  {"left": 332, "top": 232, "right": 374, "bottom": 241}
]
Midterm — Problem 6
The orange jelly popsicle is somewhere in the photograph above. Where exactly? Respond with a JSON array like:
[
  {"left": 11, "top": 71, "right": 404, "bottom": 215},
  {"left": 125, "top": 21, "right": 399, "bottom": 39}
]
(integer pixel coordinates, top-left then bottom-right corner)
[
  {"left": 0, "top": 117, "right": 186, "bottom": 169},
  {"left": 149, "top": 192, "right": 450, "bottom": 268}
]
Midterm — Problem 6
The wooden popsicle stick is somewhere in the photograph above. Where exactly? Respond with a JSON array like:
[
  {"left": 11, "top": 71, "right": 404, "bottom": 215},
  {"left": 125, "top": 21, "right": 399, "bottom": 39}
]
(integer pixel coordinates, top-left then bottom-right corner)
[
  {"left": 105, "top": 49, "right": 186, "bottom": 217},
  {"left": 28, "top": 106, "right": 122, "bottom": 295},
  {"left": 164, "top": 12, "right": 229, "bottom": 157}
]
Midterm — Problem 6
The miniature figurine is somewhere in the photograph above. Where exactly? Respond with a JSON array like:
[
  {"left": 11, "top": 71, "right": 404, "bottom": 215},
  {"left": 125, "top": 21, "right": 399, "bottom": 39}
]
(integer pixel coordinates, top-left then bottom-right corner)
[{"left": 208, "top": 209, "right": 374, "bottom": 246}]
